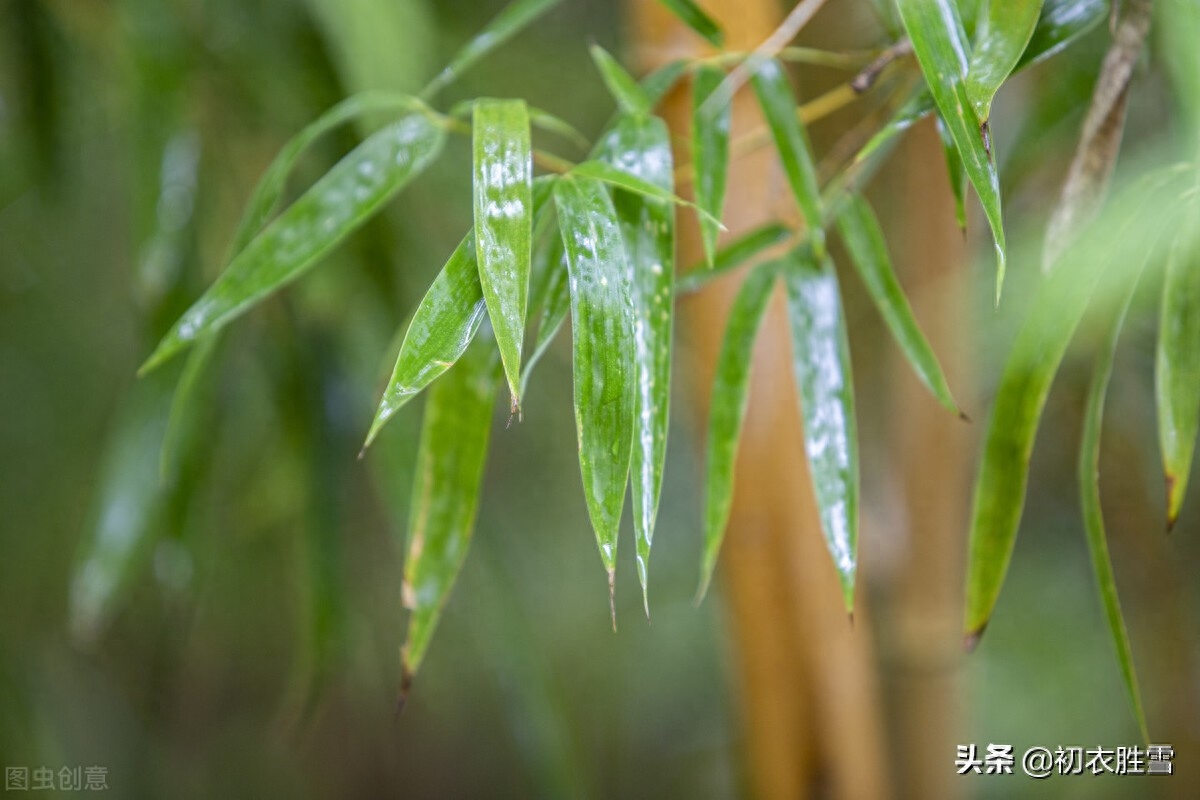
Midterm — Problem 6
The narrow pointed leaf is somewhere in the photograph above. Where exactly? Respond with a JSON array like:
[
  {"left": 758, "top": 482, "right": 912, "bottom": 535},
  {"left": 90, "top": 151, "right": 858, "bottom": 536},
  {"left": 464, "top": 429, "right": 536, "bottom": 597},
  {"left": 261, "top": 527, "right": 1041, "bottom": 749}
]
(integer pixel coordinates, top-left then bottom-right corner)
[
  {"left": 401, "top": 334, "right": 501, "bottom": 683},
  {"left": 752, "top": 59, "right": 826, "bottom": 256},
  {"left": 692, "top": 65, "right": 732, "bottom": 266},
  {"left": 160, "top": 334, "right": 220, "bottom": 479},
  {"left": 675, "top": 223, "right": 792, "bottom": 294},
  {"left": 594, "top": 114, "right": 675, "bottom": 614},
  {"left": 1017, "top": 0, "right": 1109, "bottom": 70},
  {"left": 897, "top": 0, "right": 1007, "bottom": 301},
  {"left": 698, "top": 262, "right": 779, "bottom": 599},
  {"left": 522, "top": 242, "right": 570, "bottom": 393},
  {"left": 141, "top": 113, "right": 445, "bottom": 373},
  {"left": 837, "top": 195, "right": 960, "bottom": 415},
  {"left": 474, "top": 99, "right": 533, "bottom": 412},
  {"left": 853, "top": 88, "right": 936, "bottom": 168},
  {"left": 965, "top": 0, "right": 1042, "bottom": 122},
  {"left": 1156, "top": 223, "right": 1200, "bottom": 529},
  {"left": 554, "top": 176, "right": 636, "bottom": 587},
  {"left": 1080, "top": 281, "right": 1150, "bottom": 744},
  {"left": 365, "top": 235, "right": 486, "bottom": 448},
  {"left": 589, "top": 45, "right": 651, "bottom": 116},
  {"left": 784, "top": 247, "right": 859, "bottom": 610},
  {"left": 655, "top": 0, "right": 724, "bottom": 46},
  {"left": 642, "top": 60, "right": 690, "bottom": 107},
  {"left": 422, "top": 0, "right": 564, "bottom": 99},
  {"left": 568, "top": 159, "right": 720, "bottom": 228},
  {"left": 935, "top": 115, "right": 969, "bottom": 231},
  {"left": 526, "top": 107, "right": 590, "bottom": 152}
]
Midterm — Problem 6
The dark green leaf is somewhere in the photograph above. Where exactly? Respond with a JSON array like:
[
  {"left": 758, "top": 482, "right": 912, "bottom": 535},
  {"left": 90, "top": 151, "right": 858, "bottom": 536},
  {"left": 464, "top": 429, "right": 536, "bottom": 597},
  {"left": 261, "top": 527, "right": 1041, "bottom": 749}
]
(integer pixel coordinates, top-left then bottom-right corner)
[
  {"left": 897, "top": 0, "right": 1008, "bottom": 302},
  {"left": 422, "top": 0, "right": 564, "bottom": 99},
  {"left": 522, "top": 241, "right": 569, "bottom": 393},
  {"left": 751, "top": 59, "right": 826, "bottom": 257},
  {"left": 655, "top": 0, "right": 724, "bottom": 46},
  {"left": 589, "top": 45, "right": 651, "bottom": 116},
  {"left": 594, "top": 114, "right": 675, "bottom": 615},
  {"left": 141, "top": 113, "right": 446, "bottom": 373},
  {"left": 554, "top": 176, "right": 637, "bottom": 614},
  {"left": 1156, "top": 219, "right": 1200, "bottom": 529},
  {"left": 1017, "top": 0, "right": 1109, "bottom": 70},
  {"left": 784, "top": 246, "right": 859, "bottom": 611},
  {"left": 401, "top": 334, "right": 501, "bottom": 684},
  {"left": 836, "top": 195, "right": 960, "bottom": 415},
  {"left": 1079, "top": 278, "right": 1150, "bottom": 744},
  {"left": 474, "top": 98, "right": 533, "bottom": 412},
  {"left": 698, "top": 261, "right": 779, "bottom": 600},
  {"left": 692, "top": 65, "right": 732, "bottom": 266},
  {"left": 364, "top": 235, "right": 486, "bottom": 449},
  {"left": 675, "top": 223, "right": 792, "bottom": 294},
  {"left": 966, "top": 0, "right": 1042, "bottom": 122},
  {"left": 935, "top": 115, "right": 969, "bottom": 231}
]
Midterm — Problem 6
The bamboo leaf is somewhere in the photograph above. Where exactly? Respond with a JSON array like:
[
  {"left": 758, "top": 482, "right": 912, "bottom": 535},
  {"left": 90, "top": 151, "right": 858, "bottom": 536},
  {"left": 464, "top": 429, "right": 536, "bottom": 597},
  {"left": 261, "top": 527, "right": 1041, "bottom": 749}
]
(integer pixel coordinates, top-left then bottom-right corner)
[
  {"left": 836, "top": 195, "right": 961, "bottom": 416},
  {"left": 751, "top": 59, "right": 826, "bottom": 257},
  {"left": 897, "top": 0, "right": 1008, "bottom": 302},
  {"left": 141, "top": 113, "right": 445, "bottom": 374},
  {"left": 422, "top": 0, "right": 564, "bottom": 99},
  {"left": 554, "top": 176, "right": 637, "bottom": 617},
  {"left": 675, "top": 223, "right": 792, "bottom": 294},
  {"left": 522, "top": 241, "right": 569, "bottom": 393},
  {"left": 1156, "top": 221, "right": 1200, "bottom": 529},
  {"left": 400, "top": 334, "right": 501, "bottom": 689},
  {"left": 642, "top": 60, "right": 690, "bottom": 107},
  {"left": 568, "top": 159, "right": 720, "bottom": 228},
  {"left": 698, "top": 262, "right": 779, "bottom": 600},
  {"left": 784, "top": 246, "right": 859, "bottom": 611},
  {"left": 692, "top": 65, "right": 732, "bottom": 266},
  {"left": 655, "top": 0, "right": 724, "bottom": 46},
  {"left": 1080, "top": 279, "right": 1150, "bottom": 744},
  {"left": 593, "top": 114, "right": 675, "bottom": 616},
  {"left": 965, "top": 0, "right": 1043, "bottom": 123},
  {"left": 935, "top": 115, "right": 969, "bottom": 231},
  {"left": 852, "top": 87, "right": 937, "bottom": 169},
  {"left": 589, "top": 45, "right": 651, "bottom": 116},
  {"left": 1017, "top": 0, "right": 1109, "bottom": 70},
  {"left": 474, "top": 98, "right": 533, "bottom": 413}
]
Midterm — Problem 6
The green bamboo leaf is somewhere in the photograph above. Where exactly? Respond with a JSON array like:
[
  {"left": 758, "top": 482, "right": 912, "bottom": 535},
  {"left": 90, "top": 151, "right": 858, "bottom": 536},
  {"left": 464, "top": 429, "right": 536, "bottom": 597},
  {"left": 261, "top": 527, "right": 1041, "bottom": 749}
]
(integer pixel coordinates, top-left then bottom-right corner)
[
  {"left": 897, "top": 0, "right": 1007, "bottom": 302},
  {"left": 474, "top": 98, "right": 533, "bottom": 413},
  {"left": 1160, "top": 0, "right": 1200, "bottom": 146},
  {"left": 593, "top": 113, "right": 675, "bottom": 616},
  {"left": 1156, "top": 222, "right": 1200, "bottom": 529},
  {"left": 160, "top": 334, "right": 220, "bottom": 480},
  {"left": 1017, "top": 0, "right": 1109, "bottom": 70},
  {"left": 642, "top": 60, "right": 690, "bottom": 107},
  {"left": 852, "top": 88, "right": 937, "bottom": 169},
  {"left": 568, "top": 159, "right": 721, "bottom": 228},
  {"left": 655, "top": 0, "right": 724, "bottom": 46},
  {"left": 692, "top": 65, "right": 732, "bottom": 266},
  {"left": 751, "top": 59, "right": 826, "bottom": 258},
  {"left": 141, "top": 113, "right": 446, "bottom": 374},
  {"left": 1080, "top": 280, "right": 1150, "bottom": 744},
  {"left": 964, "top": 171, "right": 1181, "bottom": 645},
  {"left": 836, "top": 195, "right": 961, "bottom": 416},
  {"left": 935, "top": 115, "right": 969, "bottom": 231},
  {"left": 526, "top": 107, "right": 591, "bottom": 152},
  {"left": 400, "top": 334, "right": 501, "bottom": 690},
  {"left": 421, "top": 0, "right": 564, "bottom": 99},
  {"left": 784, "top": 246, "right": 859, "bottom": 611},
  {"left": 554, "top": 176, "right": 637, "bottom": 618},
  {"left": 522, "top": 241, "right": 569, "bottom": 393},
  {"left": 698, "top": 261, "right": 779, "bottom": 600},
  {"left": 589, "top": 45, "right": 652, "bottom": 116},
  {"left": 675, "top": 223, "right": 792, "bottom": 294},
  {"left": 966, "top": 0, "right": 1042, "bottom": 122}
]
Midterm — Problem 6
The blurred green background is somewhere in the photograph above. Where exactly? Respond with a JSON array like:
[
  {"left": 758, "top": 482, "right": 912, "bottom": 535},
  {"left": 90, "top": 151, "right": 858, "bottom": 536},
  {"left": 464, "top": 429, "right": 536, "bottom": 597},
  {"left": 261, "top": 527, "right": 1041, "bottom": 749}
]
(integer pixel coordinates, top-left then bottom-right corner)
[{"left": 1, "top": 1, "right": 1197, "bottom": 798}]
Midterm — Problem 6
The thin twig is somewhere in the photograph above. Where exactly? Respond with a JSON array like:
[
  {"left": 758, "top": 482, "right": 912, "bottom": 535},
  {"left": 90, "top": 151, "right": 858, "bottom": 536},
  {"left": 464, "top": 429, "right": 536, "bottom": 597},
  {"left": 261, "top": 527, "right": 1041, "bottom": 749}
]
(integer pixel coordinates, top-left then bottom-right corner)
[{"left": 850, "top": 39, "right": 912, "bottom": 94}]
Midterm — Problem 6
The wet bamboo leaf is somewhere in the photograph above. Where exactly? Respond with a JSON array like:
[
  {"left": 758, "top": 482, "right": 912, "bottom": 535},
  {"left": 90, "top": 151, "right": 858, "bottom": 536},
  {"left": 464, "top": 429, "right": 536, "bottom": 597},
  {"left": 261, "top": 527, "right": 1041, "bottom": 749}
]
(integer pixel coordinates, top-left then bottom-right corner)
[
  {"left": 568, "top": 160, "right": 720, "bottom": 227},
  {"left": 522, "top": 241, "right": 569, "bottom": 393},
  {"left": 422, "top": 0, "right": 564, "bottom": 99},
  {"left": 589, "top": 45, "right": 651, "bottom": 116},
  {"left": 365, "top": 235, "right": 486, "bottom": 449},
  {"left": 966, "top": 0, "right": 1042, "bottom": 123},
  {"left": 935, "top": 115, "right": 968, "bottom": 231},
  {"left": 853, "top": 88, "right": 937, "bottom": 169},
  {"left": 1080, "top": 281, "right": 1150, "bottom": 744},
  {"left": 836, "top": 195, "right": 960, "bottom": 415},
  {"left": 1156, "top": 224, "right": 1200, "bottom": 529},
  {"left": 1017, "top": 0, "right": 1109, "bottom": 70},
  {"left": 692, "top": 65, "right": 732, "bottom": 266},
  {"left": 897, "top": 0, "right": 1008, "bottom": 302},
  {"left": 554, "top": 176, "right": 636, "bottom": 612},
  {"left": 698, "top": 262, "right": 779, "bottom": 600},
  {"left": 401, "top": 334, "right": 501, "bottom": 687},
  {"left": 474, "top": 98, "right": 533, "bottom": 413},
  {"left": 784, "top": 246, "right": 859, "bottom": 610},
  {"left": 675, "top": 223, "right": 792, "bottom": 294},
  {"left": 655, "top": 0, "right": 724, "bottom": 46},
  {"left": 141, "top": 113, "right": 446, "bottom": 373},
  {"left": 593, "top": 114, "right": 675, "bottom": 615},
  {"left": 752, "top": 59, "right": 826, "bottom": 257}
]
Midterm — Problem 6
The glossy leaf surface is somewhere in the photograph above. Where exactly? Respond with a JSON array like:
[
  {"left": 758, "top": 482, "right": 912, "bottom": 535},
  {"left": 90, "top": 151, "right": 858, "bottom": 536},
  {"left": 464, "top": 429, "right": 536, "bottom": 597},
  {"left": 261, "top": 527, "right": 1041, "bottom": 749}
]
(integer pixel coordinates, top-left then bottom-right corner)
[
  {"left": 965, "top": 0, "right": 1042, "bottom": 122},
  {"left": 692, "top": 65, "right": 732, "bottom": 266}
]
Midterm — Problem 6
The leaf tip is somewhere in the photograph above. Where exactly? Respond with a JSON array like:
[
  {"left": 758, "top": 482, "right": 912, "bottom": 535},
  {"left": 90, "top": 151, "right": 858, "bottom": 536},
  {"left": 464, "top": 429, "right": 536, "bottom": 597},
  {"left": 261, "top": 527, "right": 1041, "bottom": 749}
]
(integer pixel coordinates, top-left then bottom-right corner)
[
  {"left": 608, "top": 567, "right": 617, "bottom": 633},
  {"left": 1165, "top": 474, "right": 1182, "bottom": 532},
  {"left": 394, "top": 665, "right": 414, "bottom": 722},
  {"left": 963, "top": 622, "right": 988, "bottom": 654}
]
